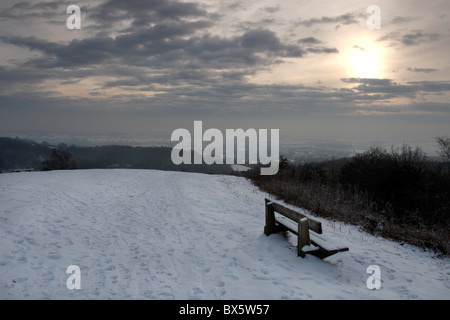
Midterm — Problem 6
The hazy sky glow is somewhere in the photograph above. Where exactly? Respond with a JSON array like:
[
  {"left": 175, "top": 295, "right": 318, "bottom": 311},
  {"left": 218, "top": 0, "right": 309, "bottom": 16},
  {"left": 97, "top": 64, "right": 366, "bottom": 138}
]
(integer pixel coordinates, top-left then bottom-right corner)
[{"left": 0, "top": 0, "right": 449, "bottom": 149}]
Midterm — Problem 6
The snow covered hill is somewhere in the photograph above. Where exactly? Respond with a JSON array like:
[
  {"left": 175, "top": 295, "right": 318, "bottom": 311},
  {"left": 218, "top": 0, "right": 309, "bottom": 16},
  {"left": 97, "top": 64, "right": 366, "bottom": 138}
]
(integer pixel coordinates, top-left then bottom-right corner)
[{"left": 0, "top": 169, "right": 448, "bottom": 299}]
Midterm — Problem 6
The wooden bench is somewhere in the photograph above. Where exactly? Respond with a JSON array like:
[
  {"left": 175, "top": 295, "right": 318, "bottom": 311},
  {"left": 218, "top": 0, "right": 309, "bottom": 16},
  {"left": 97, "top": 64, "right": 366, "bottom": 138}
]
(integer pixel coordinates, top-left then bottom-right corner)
[{"left": 264, "top": 199, "right": 349, "bottom": 259}]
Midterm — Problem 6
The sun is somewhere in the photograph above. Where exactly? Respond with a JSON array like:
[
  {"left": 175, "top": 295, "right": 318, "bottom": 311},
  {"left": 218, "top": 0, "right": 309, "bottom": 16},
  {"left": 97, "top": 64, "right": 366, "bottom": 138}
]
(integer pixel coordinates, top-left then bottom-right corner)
[{"left": 349, "top": 46, "right": 382, "bottom": 78}]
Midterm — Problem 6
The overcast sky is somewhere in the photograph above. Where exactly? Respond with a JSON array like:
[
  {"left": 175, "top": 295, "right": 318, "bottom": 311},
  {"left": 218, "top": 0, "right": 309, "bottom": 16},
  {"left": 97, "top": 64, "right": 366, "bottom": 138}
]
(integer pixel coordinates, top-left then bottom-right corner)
[{"left": 0, "top": 0, "right": 449, "bottom": 150}]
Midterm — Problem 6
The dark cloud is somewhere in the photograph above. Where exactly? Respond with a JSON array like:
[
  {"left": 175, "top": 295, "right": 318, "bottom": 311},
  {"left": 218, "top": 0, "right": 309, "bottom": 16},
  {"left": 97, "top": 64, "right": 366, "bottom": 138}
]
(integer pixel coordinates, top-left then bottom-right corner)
[
  {"left": 0, "top": 35, "right": 116, "bottom": 67},
  {"left": 240, "top": 29, "right": 304, "bottom": 57},
  {"left": 306, "top": 47, "right": 338, "bottom": 54},
  {"left": 2, "top": 23, "right": 326, "bottom": 91},
  {"left": 0, "top": 0, "right": 212, "bottom": 35},
  {"left": 0, "top": 0, "right": 342, "bottom": 92},
  {"left": 411, "top": 102, "right": 450, "bottom": 113},
  {"left": 0, "top": 1, "right": 63, "bottom": 20},
  {"left": 297, "top": 37, "right": 337, "bottom": 54},
  {"left": 389, "top": 16, "right": 417, "bottom": 24},
  {"left": 378, "top": 30, "right": 440, "bottom": 46},
  {"left": 341, "top": 78, "right": 450, "bottom": 98},
  {"left": 88, "top": 0, "right": 209, "bottom": 27},
  {"left": 0, "top": 80, "right": 356, "bottom": 120},
  {"left": 341, "top": 78, "right": 393, "bottom": 86},
  {"left": 298, "top": 37, "right": 321, "bottom": 44},
  {"left": 296, "top": 13, "right": 359, "bottom": 27},
  {"left": 407, "top": 81, "right": 450, "bottom": 92}
]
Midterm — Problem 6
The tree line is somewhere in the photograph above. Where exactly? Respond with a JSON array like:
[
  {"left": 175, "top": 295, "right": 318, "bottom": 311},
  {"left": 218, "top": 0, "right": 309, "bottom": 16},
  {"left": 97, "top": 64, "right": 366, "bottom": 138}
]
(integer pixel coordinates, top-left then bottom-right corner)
[{"left": 0, "top": 137, "right": 232, "bottom": 175}]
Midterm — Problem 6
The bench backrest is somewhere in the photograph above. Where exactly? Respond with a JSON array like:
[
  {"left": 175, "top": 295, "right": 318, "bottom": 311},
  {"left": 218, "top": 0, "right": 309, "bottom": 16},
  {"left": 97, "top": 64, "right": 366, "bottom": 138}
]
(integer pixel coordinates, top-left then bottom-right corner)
[{"left": 265, "top": 199, "right": 322, "bottom": 234}]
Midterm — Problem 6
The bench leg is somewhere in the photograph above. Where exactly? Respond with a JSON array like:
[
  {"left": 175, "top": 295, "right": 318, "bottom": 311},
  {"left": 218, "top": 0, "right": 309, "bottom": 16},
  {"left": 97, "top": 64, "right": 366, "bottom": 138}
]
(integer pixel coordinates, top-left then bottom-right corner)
[
  {"left": 264, "top": 200, "right": 276, "bottom": 236},
  {"left": 297, "top": 218, "right": 310, "bottom": 258}
]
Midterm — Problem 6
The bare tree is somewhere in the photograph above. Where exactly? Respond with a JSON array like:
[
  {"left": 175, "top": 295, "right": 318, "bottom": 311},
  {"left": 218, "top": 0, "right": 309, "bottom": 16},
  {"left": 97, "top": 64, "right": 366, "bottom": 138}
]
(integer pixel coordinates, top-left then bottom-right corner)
[{"left": 436, "top": 136, "right": 450, "bottom": 161}]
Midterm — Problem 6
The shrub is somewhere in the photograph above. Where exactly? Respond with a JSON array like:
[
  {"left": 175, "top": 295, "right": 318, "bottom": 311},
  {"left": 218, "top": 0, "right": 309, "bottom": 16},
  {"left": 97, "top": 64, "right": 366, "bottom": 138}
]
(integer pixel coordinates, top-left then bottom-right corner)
[
  {"left": 340, "top": 145, "right": 449, "bottom": 226},
  {"left": 42, "top": 149, "right": 78, "bottom": 171},
  {"left": 247, "top": 144, "right": 449, "bottom": 256}
]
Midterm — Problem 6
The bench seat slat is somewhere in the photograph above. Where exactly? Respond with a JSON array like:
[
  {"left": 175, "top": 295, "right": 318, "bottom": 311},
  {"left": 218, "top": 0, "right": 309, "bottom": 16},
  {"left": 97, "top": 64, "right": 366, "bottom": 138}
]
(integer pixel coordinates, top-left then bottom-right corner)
[
  {"left": 275, "top": 219, "right": 348, "bottom": 256},
  {"left": 310, "top": 233, "right": 349, "bottom": 253}
]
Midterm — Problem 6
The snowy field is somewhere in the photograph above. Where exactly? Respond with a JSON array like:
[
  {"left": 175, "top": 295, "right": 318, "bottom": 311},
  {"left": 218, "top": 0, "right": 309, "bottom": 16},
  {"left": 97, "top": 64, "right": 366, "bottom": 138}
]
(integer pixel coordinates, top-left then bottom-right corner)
[{"left": 0, "top": 169, "right": 448, "bottom": 299}]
